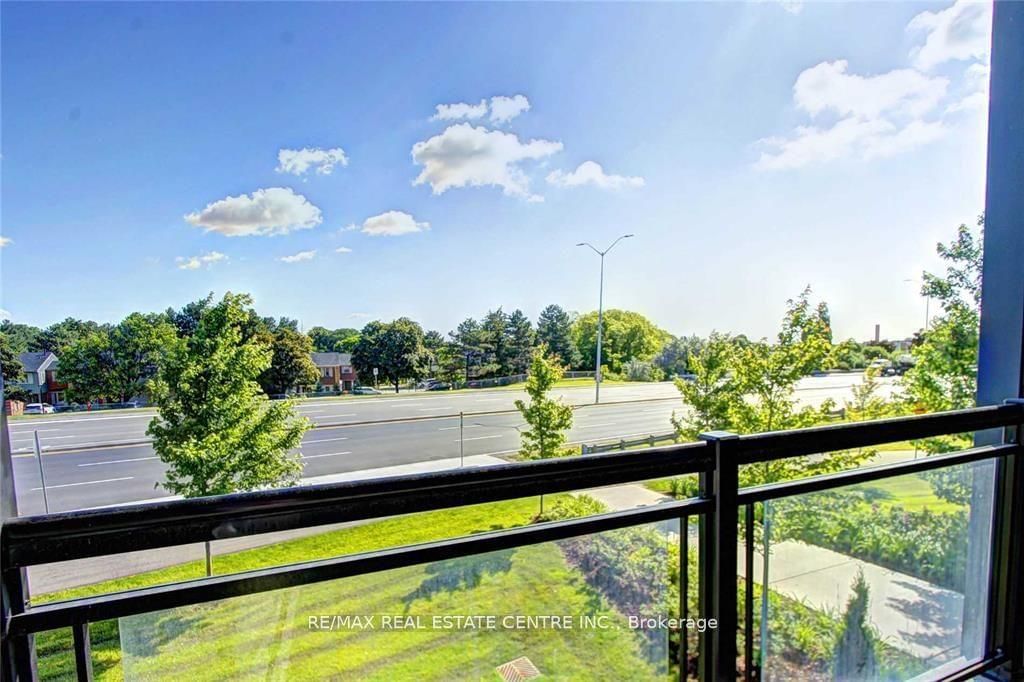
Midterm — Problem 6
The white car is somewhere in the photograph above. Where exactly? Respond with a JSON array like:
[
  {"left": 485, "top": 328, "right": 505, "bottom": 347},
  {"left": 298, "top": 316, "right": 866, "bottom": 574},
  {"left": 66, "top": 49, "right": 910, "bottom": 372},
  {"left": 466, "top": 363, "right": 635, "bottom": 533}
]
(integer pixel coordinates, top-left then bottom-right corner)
[{"left": 24, "top": 403, "right": 55, "bottom": 414}]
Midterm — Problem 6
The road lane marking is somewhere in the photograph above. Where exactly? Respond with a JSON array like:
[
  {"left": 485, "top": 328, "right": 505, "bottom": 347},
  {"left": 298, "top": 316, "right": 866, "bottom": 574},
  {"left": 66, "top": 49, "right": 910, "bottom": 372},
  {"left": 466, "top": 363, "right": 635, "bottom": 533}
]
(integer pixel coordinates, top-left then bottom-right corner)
[
  {"left": 575, "top": 423, "right": 619, "bottom": 429},
  {"left": 303, "top": 437, "right": 349, "bottom": 444},
  {"left": 301, "top": 451, "right": 352, "bottom": 459},
  {"left": 10, "top": 414, "right": 153, "bottom": 426},
  {"left": 79, "top": 457, "right": 159, "bottom": 467},
  {"left": 419, "top": 407, "right": 448, "bottom": 411},
  {"left": 454, "top": 435, "right": 505, "bottom": 442},
  {"left": 31, "top": 477, "right": 133, "bottom": 490},
  {"left": 438, "top": 425, "right": 481, "bottom": 431}
]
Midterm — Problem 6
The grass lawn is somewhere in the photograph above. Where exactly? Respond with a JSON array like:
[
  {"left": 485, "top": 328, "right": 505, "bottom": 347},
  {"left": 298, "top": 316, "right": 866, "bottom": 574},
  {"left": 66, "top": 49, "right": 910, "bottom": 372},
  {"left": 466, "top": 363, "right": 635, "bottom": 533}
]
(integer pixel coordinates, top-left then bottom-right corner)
[
  {"left": 848, "top": 473, "right": 963, "bottom": 513},
  {"left": 34, "top": 494, "right": 662, "bottom": 681}
]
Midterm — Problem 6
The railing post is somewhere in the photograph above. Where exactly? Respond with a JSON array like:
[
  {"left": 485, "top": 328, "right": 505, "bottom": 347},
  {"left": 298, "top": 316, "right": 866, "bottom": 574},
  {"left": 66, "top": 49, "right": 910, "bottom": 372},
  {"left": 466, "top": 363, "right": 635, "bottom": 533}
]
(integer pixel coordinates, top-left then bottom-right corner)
[{"left": 700, "top": 430, "right": 739, "bottom": 682}]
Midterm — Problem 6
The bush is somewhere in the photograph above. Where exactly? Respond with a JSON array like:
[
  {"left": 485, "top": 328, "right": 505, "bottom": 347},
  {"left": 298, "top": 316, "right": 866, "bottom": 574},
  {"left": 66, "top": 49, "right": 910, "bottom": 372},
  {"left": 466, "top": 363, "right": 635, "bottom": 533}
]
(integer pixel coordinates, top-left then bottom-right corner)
[
  {"left": 533, "top": 494, "right": 608, "bottom": 523},
  {"left": 774, "top": 491, "right": 967, "bottom": 591},
  {"left": 623, "top": 358, "right": 664, "bottom": 382}
]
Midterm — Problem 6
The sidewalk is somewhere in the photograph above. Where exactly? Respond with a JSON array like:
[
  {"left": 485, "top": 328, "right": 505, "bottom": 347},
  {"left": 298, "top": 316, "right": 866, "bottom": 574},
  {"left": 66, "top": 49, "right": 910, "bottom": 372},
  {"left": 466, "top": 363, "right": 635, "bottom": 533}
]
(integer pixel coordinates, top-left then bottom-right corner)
[{"left": 578, "top": 483, "right": 962, "bottom": 663}]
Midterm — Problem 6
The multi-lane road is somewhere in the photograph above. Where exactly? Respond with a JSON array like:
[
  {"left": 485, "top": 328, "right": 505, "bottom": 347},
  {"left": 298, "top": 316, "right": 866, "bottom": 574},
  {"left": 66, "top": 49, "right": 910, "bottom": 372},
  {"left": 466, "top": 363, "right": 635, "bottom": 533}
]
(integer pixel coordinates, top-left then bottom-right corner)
[{"left": 7, "top": 375, "right": 895, "bottom": 515}]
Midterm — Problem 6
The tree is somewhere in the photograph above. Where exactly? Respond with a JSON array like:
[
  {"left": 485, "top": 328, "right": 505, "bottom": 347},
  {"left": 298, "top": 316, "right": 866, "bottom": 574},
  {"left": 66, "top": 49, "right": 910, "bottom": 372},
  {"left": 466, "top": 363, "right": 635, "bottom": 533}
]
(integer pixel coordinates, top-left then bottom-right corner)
[
  {"left": 107, "top": 313, "right": 179, "bottom": 403},
  {"left": 166, "top": 293, "right": 214, "bottom": 337},
  {"left": 59, "top": 313, "right": 177, "bottom": 404},
  {"left": 655, "top": 335, "right": 704, "bottom": 378},
  {"left": 481, "top": 308, "right": 509, "bottom": 376},
  {"left": 351, "top": 318, "right": 427, "bottom": 392},
  {"left": 571, "top": 309, "right": 668, "bottom": 375},
  {"left": 623, "top": 359, "right": 663, "bottom": 382},
  {"left": 147, "top": 292, "right": 309, "bottom": 498},
  {"left": 0, "top": 333, "right": 24, "bottom": 385},
  {"left": 902, "top": 218, "right": 984, "bottom": 504},
  {"left": 829, "top": 339, "right": 868, "bottom": 371},
  {"left": 0, "top": 321, "right": 42, "bottom": 354},
  {"left": 58, "top": 331, "right": 115, "bottom": 402},
  {"left": 515, "top": 349, "right": 574, "bottom": 459},
  {"left": 832, "top": 570, "right": 878, "bottom": 682},
  {"left": 671, "top": 333, "right": 741, "bottom": 441},
  {"left": 260, "top": 327, "right": 319, "bottom": 395},
  {"left": 450, "top": 318, "right": 488, "bottom": 381},
  {"left": 537, "top": 304, "right": 581, "bottom": 368},
  {"left": 505, "top": 309, "right": 536, "bottom": 374},
  {"left": 35, "top": 318, "right": 103, "bottom": 354}
]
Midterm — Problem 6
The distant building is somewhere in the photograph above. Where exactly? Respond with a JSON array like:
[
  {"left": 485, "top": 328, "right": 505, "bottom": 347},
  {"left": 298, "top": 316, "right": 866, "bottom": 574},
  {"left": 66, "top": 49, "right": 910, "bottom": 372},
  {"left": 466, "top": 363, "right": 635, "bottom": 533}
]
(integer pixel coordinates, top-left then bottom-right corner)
[
  {"left": 311, "top": 352, "right": 357, "bottom": 391},
  {"left": 16, "top": 352, "right": 67, "bottom": 404}
]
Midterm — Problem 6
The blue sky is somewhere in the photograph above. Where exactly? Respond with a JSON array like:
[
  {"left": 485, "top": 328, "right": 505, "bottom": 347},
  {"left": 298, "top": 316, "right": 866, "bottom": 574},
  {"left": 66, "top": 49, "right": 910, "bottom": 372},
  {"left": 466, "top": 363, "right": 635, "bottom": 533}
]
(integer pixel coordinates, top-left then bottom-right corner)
[{"left": 0, "top": 1, "right": 992, "bottom": 341}]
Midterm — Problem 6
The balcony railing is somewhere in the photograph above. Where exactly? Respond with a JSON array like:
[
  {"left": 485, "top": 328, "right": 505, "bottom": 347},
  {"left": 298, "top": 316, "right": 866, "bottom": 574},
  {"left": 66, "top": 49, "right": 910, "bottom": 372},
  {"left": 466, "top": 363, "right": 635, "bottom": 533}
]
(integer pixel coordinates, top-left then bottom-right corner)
[{"left": 2, "top": 402, "right": 1022, "bottom": 681}]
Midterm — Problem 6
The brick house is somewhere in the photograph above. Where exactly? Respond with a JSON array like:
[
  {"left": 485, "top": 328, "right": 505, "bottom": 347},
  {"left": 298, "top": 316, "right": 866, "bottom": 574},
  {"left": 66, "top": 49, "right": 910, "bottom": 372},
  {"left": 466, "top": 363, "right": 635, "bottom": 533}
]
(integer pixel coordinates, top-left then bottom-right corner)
[{"left": 311, "top": 352, "right": 357, "bottom": 391}]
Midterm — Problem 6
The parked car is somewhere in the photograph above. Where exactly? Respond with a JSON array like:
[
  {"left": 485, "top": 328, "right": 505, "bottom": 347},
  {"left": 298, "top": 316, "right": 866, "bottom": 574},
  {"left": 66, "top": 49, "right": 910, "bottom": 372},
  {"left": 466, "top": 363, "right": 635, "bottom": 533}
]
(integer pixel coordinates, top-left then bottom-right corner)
[
  {"left": 24, "top": 403, "right": 55, "bottom": 415},
  {"left": 353, "top": 386, "right": 383, "bottom": 395},
  {"left": 427, "top": 382, "right": 452, "bottom": 391}
]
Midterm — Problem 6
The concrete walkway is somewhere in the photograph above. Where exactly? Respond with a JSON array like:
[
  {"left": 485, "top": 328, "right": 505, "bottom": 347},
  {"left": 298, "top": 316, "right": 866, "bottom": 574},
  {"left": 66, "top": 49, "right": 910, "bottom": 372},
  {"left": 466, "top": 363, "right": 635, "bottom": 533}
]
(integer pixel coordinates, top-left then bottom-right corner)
[
  {"left": 579, "top": 483, "right": 962, "bottom": 664},
  {"left": 28, "top": 454, "right": 508, "bottom": 595}
]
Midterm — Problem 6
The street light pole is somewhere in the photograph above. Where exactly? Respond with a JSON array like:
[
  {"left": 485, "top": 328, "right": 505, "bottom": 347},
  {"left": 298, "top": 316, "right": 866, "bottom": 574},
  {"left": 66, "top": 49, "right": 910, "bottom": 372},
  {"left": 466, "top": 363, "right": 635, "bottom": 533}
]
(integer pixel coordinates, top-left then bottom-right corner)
[{"left": 577, "top": 234, "right": 634, "bottom": 404}]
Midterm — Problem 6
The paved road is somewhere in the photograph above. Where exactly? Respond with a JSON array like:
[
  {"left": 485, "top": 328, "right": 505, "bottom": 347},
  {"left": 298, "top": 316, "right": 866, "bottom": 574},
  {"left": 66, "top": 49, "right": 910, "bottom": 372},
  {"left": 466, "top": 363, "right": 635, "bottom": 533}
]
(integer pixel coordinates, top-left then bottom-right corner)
[{"left": 8, "top": 375, "right": 895, "bottom": 515}]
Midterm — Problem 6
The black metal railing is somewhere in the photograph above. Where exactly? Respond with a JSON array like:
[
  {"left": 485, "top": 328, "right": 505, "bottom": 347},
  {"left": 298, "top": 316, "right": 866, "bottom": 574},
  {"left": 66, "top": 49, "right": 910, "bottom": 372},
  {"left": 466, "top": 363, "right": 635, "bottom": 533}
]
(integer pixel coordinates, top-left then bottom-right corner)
[{"left": 2, "top": 402, "right": 1022, "bottom": 681}]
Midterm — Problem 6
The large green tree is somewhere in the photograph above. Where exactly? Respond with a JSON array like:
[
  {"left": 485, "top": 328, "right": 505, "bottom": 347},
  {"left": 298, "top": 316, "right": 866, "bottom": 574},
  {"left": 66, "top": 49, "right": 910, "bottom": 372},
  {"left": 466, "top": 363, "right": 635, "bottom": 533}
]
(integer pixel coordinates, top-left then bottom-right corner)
[
  {"left": 515, "top": 349, "right": 574, "bottom": 459},
  {"left": 0, "top": 333, "right": 25, "bottom": 386},
  {"left": 36, "top": 318, "right": 104, "bottom": 354},
  {"left": 0, "top": 322, "right": 42, "bottom": 355},
  {"left": 308, "top": 326, "right": 361, "bottom": 353},
  {"left": 671, "top": 333, "right": 740, "bottom": 442},
  {"left": 147, "top": 292, "right": 309, "bottom": 498},
  {"left": 536, "top": 304, "right": 581, "bottom": 368},
  {"left": 655, "top": 334, "right": 704, "bottom": 378},
  {"left": 571, "top": 309, "right": 668, "bottom": 375},
  {"left": 450, "top": 317, "right": 489, "bottom": 381},
  {"left": 260, "top": 327, "right": 319, "bottom": 395},
  {"left": 351, "top": 318, "right": 427, "bottom": 392},
  {"left": 59, "top": 313, "right": 177, "bottom": 403},
  {"left": 505, "top": 309, "right": 536, "bottom": 375}
]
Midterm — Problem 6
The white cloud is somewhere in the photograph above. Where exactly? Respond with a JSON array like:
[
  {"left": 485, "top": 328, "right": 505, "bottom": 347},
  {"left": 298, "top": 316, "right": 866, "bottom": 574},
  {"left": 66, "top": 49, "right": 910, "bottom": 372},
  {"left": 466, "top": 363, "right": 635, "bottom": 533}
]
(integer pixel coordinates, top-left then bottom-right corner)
[
  {"left": 947, "top": 62, "right": 990, "bottom": 113},
  {"left": 349, "top": 211, "right": 429, "bottom": 237},
  {"left": 411, "top": 123, "right": 562, "bottom": 201},
  {"left": 278, "top": 249, "right": 317, "bottom": 263},
  {"left": 0, "top": 237, "right": 11, "bottom": 248},
  {"left": 349, "top": 312, "right": 372, "bottom": 320},
  {"left": 794, "top": 60, "right": 948, "bottom": 120},
  {"left": 908, "top": 0, "right": 992, "bottom": 71},
  {"left": 756, "top": 58, "right": 955, "bottom": 171},
  {"left": 335, "top": 246, "right": 353, "bottom": 253},
  {"left": 432, "top": 100, "right": 488, "bottom": 121},
  {"left": 276, "top": 147, "right": 349, "bottom": 176},
  {"left": 489, "top": 95, "right": 530, "bottom": 124},
  {"left": 778, "top": 0, "right": 802, "bottom": 14},
  {"left": 175, "top": 251, "right": 228, "bottom": 270},
  {"left": 546, "top": 161, "right": 645, "bottom": 190},
  {"left": 185, "top": 188, "right": 322, "bottom": 237},
  {"left": 0, "top": 309, "right": 10, "bottom": 321}
]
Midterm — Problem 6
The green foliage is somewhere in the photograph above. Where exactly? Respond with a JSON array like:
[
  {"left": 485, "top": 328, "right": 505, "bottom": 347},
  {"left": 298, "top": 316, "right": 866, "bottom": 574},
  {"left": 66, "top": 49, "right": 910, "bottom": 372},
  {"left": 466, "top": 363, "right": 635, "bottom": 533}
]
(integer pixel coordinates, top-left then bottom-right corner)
[
  {"left": 774, "top": 490, "right": 968, "bottom": 591},
  {"left": 623, "top": 358, "right": 663, "bottom": 382},
  {"left": 901, "top": 219, "right": 983, "bottom": 501},
  {"left": 671, "top": 332, "right": 741, "bottom": 441},
  {"left": 0, "top": 321, "right": 42, "bottom": 354},
  {"left": 35, "top": 317, "right": 105, "bottom": 354},
  {"left": 667, "top": 475, "right": 700, "bottom": 500},
  {"left": 351, "top": 318, "right": 427, "bottom": 392},
  {"left": 58, "top": 313, "right": 178, "bottom": 403},
  {"left": 536, "top": 304, "right": 581, "bottom": 368},
  {"left": 505, "top": 309, "right": 536, "bottom": 374},
  {"left": 833, "top": 570, "right": 878, "bottom": 682},
  {"left": 571, "top": 309, "right": 669, "bottom": 375},
  {"left": 147, "top": 293, "right": 309, "bottom": 498},
  {"left": 259, "top": 327, "right": 319, "bottom": 395},
  {"left": 307, "top": 326, "right": 360, "bottom": 353},
  {"left": 845, "top": 367, "right": 893, "bottom": 422},
  {"left": 533, "top": 493, "right": 608, "bottom": 523},
  {"left": 515, "top": 350, "right": 574, "bottom": 459},
  {"left": 654, "top": 334, "right": 704, "bottom": 377},
  {"left": 0, "top": 333, "right": 24, "bottom": 385}
]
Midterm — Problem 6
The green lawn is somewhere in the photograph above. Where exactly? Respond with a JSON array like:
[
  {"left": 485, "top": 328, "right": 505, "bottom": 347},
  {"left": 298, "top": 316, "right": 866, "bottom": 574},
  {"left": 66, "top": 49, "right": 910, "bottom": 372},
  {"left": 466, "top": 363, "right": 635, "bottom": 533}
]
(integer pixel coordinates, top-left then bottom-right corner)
[
  {"left": 35, "top": 495, "right": 662, "bottom": 681},
  {"left": 848, "top": 473, "right": 963, "bottom": 513}
]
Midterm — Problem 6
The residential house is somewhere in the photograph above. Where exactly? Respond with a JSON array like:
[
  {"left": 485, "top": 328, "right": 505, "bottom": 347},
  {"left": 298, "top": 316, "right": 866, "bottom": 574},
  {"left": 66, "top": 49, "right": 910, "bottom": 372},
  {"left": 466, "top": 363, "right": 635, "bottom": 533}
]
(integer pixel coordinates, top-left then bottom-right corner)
[
  {"left": 17, "top": 351, "right": 67, "bottom": 405},
  {"left": 311, "top": 352, "right": 357, "bottom": 391}
]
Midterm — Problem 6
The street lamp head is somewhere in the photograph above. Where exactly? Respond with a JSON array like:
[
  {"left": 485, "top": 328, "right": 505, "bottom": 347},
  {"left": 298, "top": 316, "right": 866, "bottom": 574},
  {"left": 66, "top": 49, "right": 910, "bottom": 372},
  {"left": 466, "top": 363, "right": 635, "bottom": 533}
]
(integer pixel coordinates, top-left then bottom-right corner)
[
  {"left": 576, "top": 242, "right": 586, "bottom": 247},
  {"left": 624, "top": 234, "right": 635, "bottom": 238}
]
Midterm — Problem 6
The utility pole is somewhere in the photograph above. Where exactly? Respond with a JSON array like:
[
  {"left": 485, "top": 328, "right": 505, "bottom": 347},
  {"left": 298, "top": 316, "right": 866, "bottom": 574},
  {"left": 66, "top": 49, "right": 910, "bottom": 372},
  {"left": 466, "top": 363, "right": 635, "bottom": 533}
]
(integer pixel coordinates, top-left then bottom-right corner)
[{"left": 577, "top": 234, "right": 634, "bottom": 404}]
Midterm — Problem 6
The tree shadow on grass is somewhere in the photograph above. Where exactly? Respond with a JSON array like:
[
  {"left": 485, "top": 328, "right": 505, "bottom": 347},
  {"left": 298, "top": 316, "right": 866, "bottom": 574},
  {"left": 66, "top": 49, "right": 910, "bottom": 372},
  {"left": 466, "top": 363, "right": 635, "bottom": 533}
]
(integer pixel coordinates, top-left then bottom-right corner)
[
  {"left": 119, "top": 604, "right": 211, "bottom": 659},
  {"left": 403, "top": 549, "right": 516, "bottom": 608}
]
